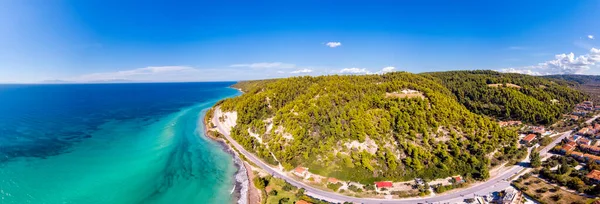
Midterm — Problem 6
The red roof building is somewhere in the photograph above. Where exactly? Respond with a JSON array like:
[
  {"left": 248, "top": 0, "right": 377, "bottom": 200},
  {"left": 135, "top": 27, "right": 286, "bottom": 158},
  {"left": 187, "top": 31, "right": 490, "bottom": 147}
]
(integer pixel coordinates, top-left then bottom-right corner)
[
  {"left": 375, "top": 181, "right": 393, "bottom": 188},
  {"left": 521, "top": 134, "right": 536, "bottom": 144},
  {"left": 327, "top": 177, "right": 339, "bottom": 183},
  {"left": 453, "top": 176, "right": 463, "bottom": 183},
  {"left": 589, "top": 170, "right": 600, "bottom": 184},
  {"left": 560, "top": 143, "right": 576, "bottom": 154}
]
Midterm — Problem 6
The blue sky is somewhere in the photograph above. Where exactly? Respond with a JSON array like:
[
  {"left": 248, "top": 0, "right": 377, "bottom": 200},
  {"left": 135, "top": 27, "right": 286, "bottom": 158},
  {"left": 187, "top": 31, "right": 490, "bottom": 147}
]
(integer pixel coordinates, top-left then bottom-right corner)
[{"left": 1, "top": 0, "right": 599, "bottom": 83}]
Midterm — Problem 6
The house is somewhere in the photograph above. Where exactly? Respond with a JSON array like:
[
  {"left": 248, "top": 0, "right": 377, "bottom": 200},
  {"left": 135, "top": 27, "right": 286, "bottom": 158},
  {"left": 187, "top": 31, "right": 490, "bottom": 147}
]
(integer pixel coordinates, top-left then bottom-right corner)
[
  {"left": 521, "top": 134, "right": 536, "bottom": 144},
  {"left": 579, "top": 128, "right": 591, "bottom": 135},
  {"left": 295, "top": 200, "right": 311, "bottom": 204},
  {"left": 452, "top": 176, "right": 464, "bottom": 183},
  {"left": 374, "top": 181, "right": 393, "bottom": 191},
  {"left": 587, "top": 170, "right": 600, "bottom": 184},
  {"left": 294, "top": 167, "right": 309, "bottom": 178},
  {"left": 578, "top": 138, "right": 592, "bottom": 145},
  {"left": 584, "top": 154, "right": 600, "bottom": 164},
  {"left": 327, "top": 177, "right": 339, "bottom": 184},
  {"left": 560, "top": 143, "right": 576, "bottom": 154},
  {"left": 595, "top": 105, "right": 600, "bottom": 111},
  {"left": 581, "top": 144, "right": 600, "bottom": 155},
  {"left": 569, "top": 151, "right": 585, "bottom": 161},
  {"left": 570, "top": 115, "right": 581, "bottom": 121}
]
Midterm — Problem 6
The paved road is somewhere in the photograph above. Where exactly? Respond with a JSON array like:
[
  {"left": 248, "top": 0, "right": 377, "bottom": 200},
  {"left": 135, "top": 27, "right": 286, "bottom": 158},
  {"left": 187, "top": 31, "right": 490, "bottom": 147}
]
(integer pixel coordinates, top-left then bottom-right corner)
[
  {"left": 586, "top": 114, "right": 600, "bottom": 124},
  {"left": 540, "top": 131, "right": 572, "bottom": 158},
  {"left": 213, "top": 111, "right": 572, "bottom": 203}
]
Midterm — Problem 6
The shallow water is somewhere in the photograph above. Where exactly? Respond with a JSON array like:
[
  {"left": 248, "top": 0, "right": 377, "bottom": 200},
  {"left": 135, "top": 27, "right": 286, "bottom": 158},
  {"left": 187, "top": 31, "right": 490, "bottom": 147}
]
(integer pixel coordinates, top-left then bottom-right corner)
[{"left": 0, "top": 83, "right": 238, "bottom": 204}]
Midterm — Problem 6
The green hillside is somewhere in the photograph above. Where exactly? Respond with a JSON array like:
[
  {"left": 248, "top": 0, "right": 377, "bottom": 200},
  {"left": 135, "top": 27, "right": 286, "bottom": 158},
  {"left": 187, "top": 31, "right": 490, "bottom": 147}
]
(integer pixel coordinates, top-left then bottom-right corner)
[
  {"left": 423, "top": 70, "right": 586, "bottom": 124},
  {"left": 544, "top": 74, "right": 600, "bottom": 103},
  {"left": 215, "top": 72, "right": 526, "bottom": 183}
]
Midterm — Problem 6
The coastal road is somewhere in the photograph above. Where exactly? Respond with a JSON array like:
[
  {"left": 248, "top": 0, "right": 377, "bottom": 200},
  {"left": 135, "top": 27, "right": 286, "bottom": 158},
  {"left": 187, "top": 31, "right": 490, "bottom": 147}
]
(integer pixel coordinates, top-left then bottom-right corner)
[{"left": 213, "top": 111, "right": 572, "bottom": 203}]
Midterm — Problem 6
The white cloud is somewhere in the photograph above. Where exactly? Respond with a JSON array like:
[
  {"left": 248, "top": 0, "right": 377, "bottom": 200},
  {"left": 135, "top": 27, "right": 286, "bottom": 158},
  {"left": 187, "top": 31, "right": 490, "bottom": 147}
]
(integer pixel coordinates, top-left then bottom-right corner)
[
  {"left": 230, "top": 62, "right": 296, "bottom": 69},
  {"left": 71, "top": 66, "right": 200, "bottom": 82},
  {"left": 589, "top": 35, "right": 595, "bottom": 40},
  {"left": 377, "top": 66, "right": 395, "bottom": 74},
  {"left": 290, "top": 69, "right": 313, "bottom": 74},
  {"left": 500, "top": 48, "right": 600, "bottom": 75},
  {"left": 337, "top": 66, "right": 396, "bottom": 75},
  {"left": 325, "top": 42, "right": 342, "bottom": 48},
  {"left": 339, "top": 68, "right": 369, "bottom": 74}
]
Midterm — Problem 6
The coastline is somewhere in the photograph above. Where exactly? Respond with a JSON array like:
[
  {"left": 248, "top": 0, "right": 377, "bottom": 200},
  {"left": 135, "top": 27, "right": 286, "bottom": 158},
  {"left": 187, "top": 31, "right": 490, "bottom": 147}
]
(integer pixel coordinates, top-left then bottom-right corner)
[{"left": 201, "top": 109, "right": 257, "bottom": 204}]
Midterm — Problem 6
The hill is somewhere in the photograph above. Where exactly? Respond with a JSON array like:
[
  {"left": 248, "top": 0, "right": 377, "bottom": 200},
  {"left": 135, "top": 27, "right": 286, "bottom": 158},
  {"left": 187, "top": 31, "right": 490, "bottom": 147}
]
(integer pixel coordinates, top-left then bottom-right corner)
[
  {"left": 213, "top": 72, "right": 525, "bottom": 183},
  {"left": 544, "top": 74, "right": 600, "bottom": 103},
  {"left": 423, "top": 70, "right": 586, "bottom": 125}
]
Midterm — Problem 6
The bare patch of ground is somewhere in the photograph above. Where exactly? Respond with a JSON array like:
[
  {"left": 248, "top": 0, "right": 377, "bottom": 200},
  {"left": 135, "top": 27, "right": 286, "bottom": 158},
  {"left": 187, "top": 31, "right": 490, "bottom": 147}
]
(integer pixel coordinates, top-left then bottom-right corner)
[
  {"left": 343, "top": 136, "right": 379, "bottom": 154},
  {"left": 487, "top": 83, "right": 522, "bottom": 89},
  {"left": 385, "top": 89, "right": 425, "bottom": 99}
]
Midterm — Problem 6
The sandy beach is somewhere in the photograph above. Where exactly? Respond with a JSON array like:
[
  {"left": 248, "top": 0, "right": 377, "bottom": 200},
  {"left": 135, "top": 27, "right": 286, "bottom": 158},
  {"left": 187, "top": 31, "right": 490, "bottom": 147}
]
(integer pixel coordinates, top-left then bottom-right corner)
[{"left": 202, "top": 110, "right": 259, "bottom": 204}]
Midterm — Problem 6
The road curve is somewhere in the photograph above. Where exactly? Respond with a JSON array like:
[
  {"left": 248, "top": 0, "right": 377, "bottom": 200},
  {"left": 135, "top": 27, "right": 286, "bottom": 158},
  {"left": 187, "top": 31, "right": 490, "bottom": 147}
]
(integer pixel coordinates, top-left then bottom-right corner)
[{"left": 212, "top": 111, "right": 572, "bottom": 203}]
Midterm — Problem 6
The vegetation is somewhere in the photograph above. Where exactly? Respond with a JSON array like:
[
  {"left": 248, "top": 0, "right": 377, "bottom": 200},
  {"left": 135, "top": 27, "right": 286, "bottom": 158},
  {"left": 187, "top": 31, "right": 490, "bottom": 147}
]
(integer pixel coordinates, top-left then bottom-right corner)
[
  {"left": 545, "top": 74, "right": 600, "bottom": 103},
  {"left": 530, "top": 150, "right": 542, "bottom": 168},
  {"left": 215, "top": 71, "right": 584, "bottom": 183},
  {"left": 513, "top": 176, "right": 594, "bottom": 204},
  {"left": 259, "top": 175, "right": 328, "bottom": 204},
  {"left": 424, "top": 70, "right": 586, "bottom": 124}
]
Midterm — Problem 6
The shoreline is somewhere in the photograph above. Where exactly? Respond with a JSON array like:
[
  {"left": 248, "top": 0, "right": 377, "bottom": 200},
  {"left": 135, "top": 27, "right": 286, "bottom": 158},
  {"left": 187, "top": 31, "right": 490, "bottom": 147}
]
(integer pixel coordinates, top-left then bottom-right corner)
[{"left": 201, "top": 110, "right": 256, "bottom": 204}]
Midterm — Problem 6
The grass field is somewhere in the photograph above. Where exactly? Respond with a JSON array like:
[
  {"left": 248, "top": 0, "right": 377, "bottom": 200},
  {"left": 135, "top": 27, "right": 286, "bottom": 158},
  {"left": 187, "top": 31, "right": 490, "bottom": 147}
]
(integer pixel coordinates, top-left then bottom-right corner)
[{"left": 513, "top": 176, "right": 595, "bottom": 204}]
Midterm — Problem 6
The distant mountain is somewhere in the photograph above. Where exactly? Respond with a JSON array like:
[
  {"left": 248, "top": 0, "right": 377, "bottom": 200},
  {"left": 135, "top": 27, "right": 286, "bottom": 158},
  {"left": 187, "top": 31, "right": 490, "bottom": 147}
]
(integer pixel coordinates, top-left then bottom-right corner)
[
  {"left": 544, "top": 74, "right": 600, "bottom": 103},
  {"left": 39, "top": 79, "right": 134, "bottom": 84},
  {"left": 544, "top": 74, "right": 600, "bottom": 85}
]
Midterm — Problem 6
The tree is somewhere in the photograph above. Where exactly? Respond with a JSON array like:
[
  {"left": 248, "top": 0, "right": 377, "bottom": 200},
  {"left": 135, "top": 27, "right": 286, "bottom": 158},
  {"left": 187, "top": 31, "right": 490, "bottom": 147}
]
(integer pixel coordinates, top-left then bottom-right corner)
[
  {"left": 278, "top": 197, "right": 290, "bottom": 204},
  {"left": 253, "top": 177, "right": 268, "bottom": 189},
  {"left": 530, "top": 150, "right": 542, "bottom": 168}
]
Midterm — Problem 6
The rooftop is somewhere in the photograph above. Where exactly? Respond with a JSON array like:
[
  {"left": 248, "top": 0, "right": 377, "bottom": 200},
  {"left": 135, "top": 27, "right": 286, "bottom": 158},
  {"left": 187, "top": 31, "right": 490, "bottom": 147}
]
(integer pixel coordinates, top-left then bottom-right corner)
[
  {"left": 295, "top": 167, "right": 307, "bottom": 174},
  {"left": 375, "top": 181, "right": 393, "bottom": 188},
  {"left": 587, "top": 170, "right": 600, "bottom": 181},
  {"left": 522, "top": 134, "right": 536, "bottom": 142}
]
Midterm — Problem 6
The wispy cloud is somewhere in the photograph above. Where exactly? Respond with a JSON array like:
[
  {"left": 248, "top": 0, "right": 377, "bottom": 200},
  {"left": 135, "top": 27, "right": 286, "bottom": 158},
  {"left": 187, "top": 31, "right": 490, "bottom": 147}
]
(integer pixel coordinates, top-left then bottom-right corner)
[
  {"left": 378, "top": 66, "right": 396, "bottom": 74},
  {"left": 325, "top": 42, "right": 342, "bottom": 48},
  {"left": 70, "top": 66, "right": 199, "bottom": 82},
  {"left": 230, "top": 62, "right": 296, "bottom": 69},
  {"left": 290, "top": 69, "right": 313, "bottom": 74},
  {"left": 339, "top": 68, "right": 369, "bottom": 74},
  {"left": 500, "top": 48, "right": 600, "bottom": 75},
  {"left": 337, "top": 66, "right": 396, "bottom": 75},
  {"left": 589, "top": 35, "right": 595, "bottom": 40}
]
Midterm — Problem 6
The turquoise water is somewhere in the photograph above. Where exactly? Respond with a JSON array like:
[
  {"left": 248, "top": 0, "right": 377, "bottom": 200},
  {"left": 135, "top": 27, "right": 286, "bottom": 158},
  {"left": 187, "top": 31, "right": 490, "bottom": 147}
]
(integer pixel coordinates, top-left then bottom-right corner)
[{"left": 0, "top": 83, "right": 239, "bottom": 203}]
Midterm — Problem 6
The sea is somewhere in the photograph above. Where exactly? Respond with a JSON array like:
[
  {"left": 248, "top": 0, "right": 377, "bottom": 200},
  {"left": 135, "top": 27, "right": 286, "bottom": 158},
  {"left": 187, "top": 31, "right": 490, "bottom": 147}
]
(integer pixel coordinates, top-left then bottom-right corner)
[{"left": 0, "top": 82, "right": 241, "bottom": 204}]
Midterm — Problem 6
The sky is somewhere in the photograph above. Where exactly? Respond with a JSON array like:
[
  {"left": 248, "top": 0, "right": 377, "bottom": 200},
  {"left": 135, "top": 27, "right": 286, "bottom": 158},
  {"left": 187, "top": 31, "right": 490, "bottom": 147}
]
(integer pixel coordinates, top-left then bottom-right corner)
[{"left": 0, "top": 0, "right": 599, "bottom": 83}]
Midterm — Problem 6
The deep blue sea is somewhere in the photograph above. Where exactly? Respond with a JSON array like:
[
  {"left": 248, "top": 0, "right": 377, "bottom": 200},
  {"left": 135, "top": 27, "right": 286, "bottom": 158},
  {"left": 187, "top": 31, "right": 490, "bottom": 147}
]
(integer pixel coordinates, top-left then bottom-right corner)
[{"left": 0, "top": 82, "right": 239, "bottom": 203}]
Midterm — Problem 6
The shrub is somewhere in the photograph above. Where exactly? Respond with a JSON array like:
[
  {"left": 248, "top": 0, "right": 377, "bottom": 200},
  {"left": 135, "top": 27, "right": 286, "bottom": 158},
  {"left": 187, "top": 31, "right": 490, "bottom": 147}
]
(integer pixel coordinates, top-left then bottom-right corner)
[
  {"left": 268, "top": 190, "right": 278, "bottom": 196},
  {"left": 253, "top": 177, "right": 268, "bottom": 189},
  {"left": 551, "top": 194, "right": 562, "bottom": 201},
  {"left": 326, "top": 182, "right": 343, "bottom": 192},
  {"left": 278, "top": 197, "right": 289, "bottom": 204}
]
